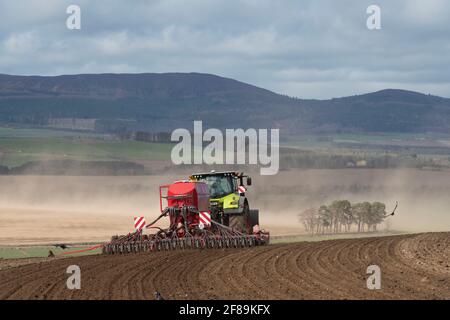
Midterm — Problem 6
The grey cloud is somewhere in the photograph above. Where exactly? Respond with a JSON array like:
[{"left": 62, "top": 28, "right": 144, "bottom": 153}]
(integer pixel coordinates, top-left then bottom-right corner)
[{"left": 0, "top": 0, "right": 449, "bottom": 98}]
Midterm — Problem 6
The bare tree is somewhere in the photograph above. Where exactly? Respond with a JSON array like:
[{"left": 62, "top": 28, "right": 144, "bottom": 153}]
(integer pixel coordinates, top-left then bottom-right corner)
[
  {"left": 369, "top": 202, "right": 386, "bottom": 231},
  {"left": 300, "top": 200, "right": 390, "bottom": 235},
  {"left": 318, "top": 205, "right": 332, "bottom": 234},
  {"left": 352, "top": 202, "right": 371, "bottom": 232},
  {"left": 298, "top": 207, "right": 319, "bottom": 235}
]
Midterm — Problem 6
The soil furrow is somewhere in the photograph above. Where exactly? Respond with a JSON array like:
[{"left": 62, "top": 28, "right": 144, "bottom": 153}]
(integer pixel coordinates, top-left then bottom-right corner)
[{"left": 0, "top": 233, "right": 448, "bottom": 300}]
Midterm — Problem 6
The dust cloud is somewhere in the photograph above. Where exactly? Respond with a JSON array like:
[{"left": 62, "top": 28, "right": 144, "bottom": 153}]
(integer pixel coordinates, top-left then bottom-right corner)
[
  {"left": 251, "top": 169, "right": 450, "bottom": 234},
  {"left": 0, "top": 169, "right": 449, "bottom": 244}
]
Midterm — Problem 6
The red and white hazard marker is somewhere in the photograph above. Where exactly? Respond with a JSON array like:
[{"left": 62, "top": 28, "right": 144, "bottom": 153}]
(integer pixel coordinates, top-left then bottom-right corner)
[
  {"left": 134, "top": 216, "right": 146, "bottom": 231},
  {"left": 238, "top": 185, "right": 246, "bottom": 194},
  {"left": 199, "top": 211, "right": 211, "bottom": 227}
]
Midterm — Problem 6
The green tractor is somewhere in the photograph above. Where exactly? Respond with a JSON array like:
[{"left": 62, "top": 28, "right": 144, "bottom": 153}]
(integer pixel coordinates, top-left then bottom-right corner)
[{"left": 189, "top": 171, "right": 259, "bottom": 234}]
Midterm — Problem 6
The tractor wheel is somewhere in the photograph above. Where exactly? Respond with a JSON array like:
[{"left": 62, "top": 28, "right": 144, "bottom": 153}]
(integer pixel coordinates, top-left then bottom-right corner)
[
  {"left": 222, "top": 214, "right": 229, "bottom": 227},
  {"left": 229, "top": 204, "right": 255, "bottom": 234},
  {"left": 249, "top": 209, "right": 259, "bottom": 230}
]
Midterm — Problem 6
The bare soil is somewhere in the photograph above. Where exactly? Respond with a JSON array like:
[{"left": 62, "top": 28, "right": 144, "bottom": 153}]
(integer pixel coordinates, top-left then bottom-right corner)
[{"left": 0, "top": 232, "right": 448, "bottom": 300}]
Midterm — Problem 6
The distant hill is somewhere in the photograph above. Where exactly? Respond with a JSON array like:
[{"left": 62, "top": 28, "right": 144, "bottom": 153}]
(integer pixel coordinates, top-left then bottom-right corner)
[
  {"left": 0, "top": 73, "right": 449, "bottom": 134},
  {"left": 307, "top": 89, "right": 450, "bottom": 133}
]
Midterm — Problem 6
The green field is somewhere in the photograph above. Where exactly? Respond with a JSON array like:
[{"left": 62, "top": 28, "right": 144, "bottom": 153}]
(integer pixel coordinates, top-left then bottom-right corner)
[
  {"left": 0, "top": 127, "right": 173, "bottom": 167},
  {"left": 282, "top": 132, "right": 450, "bottom": 149},
  {"left": 0, "top": 245, "right": 101, "bottom": 259},
  {"left": 2, "top": 127, "right": 450, "bottom": 169},
  {"left": 0, "top": 126, "right": 103, "bottom": 138}
]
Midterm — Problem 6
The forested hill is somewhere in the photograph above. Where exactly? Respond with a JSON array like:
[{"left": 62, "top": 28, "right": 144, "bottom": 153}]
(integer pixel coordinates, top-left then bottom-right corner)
[{"left": 0, "top": 73, "right": 449, "bottom": 134}]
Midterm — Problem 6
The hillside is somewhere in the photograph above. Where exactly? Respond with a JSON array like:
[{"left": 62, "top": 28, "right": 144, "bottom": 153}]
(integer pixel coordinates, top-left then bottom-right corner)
[
  {"left": 0, "top": 73, "right": 449, "bottom": 134},
  {"left": 307, "top": 89, "right": 450, "bottom": 133}
]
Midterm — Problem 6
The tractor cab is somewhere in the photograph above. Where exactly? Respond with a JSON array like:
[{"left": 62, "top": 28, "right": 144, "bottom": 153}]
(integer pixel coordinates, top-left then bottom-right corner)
[
  {"left": 189, "top": 171, "right": 257, "bottom": 233},
  {"left": 201, "top": 173, "right": 236, "bottom": 199},
  {"left": 190, "top": 171, "right": 250, "bottom": 204}
]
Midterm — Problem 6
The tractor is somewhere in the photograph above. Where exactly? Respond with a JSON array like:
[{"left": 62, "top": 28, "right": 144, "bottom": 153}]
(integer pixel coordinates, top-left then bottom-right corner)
[{"left": 102, "top": 171, "right": 269, "bottom": 254}]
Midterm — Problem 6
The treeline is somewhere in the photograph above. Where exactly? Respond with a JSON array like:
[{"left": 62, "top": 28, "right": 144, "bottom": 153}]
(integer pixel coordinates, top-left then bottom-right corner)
[
  {"left": 299, "top": 200, "right": 391, "bottom": 235},
  {"left": 281, "top": 150, "right": 447, "bottom": 169},
  {"left": 119, "top": 131, "right": 172, "bottom": 143},
  {"left": 0, "top": 160, "right": 147, "bottom": 176}
]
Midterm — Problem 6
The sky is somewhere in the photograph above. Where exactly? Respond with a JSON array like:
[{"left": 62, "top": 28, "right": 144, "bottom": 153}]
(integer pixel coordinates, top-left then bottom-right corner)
[{"left": 0, "top": 0, "right": 449, "bottom": 99}]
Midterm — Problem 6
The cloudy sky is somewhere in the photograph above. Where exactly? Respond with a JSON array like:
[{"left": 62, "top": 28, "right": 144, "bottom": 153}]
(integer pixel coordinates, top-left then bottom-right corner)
[{"left": 0, "top": 0, "right": 449, "bottom": 99}]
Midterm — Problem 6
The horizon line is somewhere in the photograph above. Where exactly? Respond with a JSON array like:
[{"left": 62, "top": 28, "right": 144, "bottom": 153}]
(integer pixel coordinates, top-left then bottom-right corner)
[{"left": 0, "top": 72, "right": 447, "bottom": 100}]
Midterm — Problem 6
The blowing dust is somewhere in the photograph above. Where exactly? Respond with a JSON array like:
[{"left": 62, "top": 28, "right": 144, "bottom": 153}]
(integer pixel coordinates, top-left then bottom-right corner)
[{"left": 0, "top": 169, "right": 449, "bottom": 245}]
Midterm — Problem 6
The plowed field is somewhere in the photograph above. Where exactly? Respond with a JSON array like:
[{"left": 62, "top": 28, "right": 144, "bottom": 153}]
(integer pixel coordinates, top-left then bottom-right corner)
[{"left": 0, "top": 233, "right": 448, "bottom": 300}]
